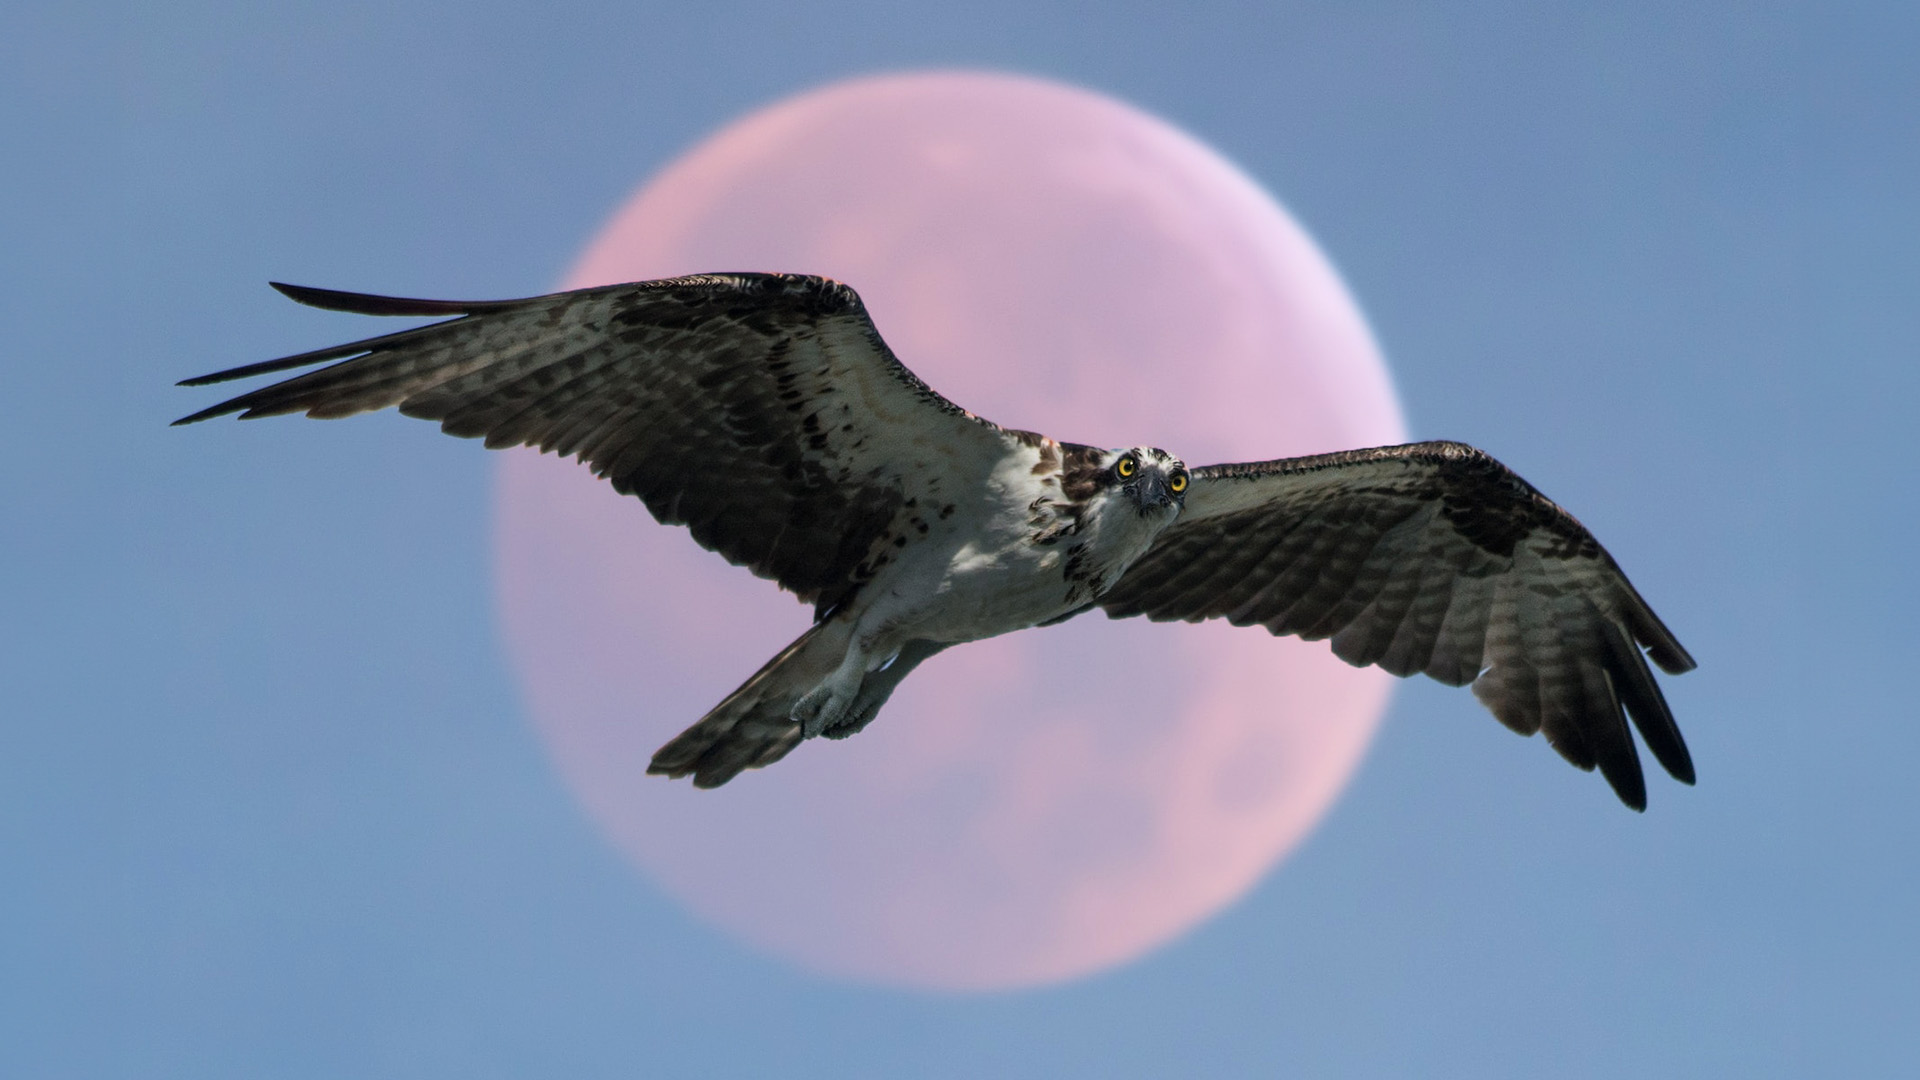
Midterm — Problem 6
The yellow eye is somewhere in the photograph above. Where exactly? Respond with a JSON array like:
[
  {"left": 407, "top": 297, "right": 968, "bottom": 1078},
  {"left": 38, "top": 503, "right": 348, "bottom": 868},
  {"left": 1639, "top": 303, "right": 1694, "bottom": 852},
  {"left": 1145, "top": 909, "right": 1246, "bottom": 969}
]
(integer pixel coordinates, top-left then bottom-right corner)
[
  {"left": 1116, "top": 456, "right": 1137, "bottom": 478},
  {"left": 1169, "top": 471, "right": 1188, "bottom": 493}
]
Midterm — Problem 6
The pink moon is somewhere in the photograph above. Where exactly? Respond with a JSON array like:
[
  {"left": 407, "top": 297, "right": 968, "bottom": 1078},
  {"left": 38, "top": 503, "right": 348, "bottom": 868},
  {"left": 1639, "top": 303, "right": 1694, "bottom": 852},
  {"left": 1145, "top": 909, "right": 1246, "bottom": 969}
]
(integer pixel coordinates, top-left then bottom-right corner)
[{"left": 494, "top": 71, "right": 1406, "bottom": 990}]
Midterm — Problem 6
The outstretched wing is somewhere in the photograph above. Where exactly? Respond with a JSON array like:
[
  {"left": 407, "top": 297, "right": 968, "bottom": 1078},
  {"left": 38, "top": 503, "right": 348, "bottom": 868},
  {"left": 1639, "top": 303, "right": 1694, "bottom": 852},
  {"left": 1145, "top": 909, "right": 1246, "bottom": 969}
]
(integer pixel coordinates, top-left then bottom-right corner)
[
  {"left": 177, "top": 274, "right": 1021, "bottom": 616},
  {"left": 1098, "top": 441, "right": 1696, "bottom": 810}
]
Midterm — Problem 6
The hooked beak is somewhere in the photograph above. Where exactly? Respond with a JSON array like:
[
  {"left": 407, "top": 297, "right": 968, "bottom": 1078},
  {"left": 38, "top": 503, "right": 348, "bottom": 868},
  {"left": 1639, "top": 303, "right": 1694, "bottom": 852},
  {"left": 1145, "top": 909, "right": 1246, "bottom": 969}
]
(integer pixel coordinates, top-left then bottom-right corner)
[{"left": 1135, "top": 469, "right": 1174, "bottom": 512}]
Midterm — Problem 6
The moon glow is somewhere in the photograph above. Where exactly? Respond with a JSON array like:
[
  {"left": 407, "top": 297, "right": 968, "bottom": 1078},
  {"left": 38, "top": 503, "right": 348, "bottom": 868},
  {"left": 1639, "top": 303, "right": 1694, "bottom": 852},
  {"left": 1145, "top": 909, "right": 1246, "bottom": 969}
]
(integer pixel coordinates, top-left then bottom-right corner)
[{"left": 494, "top": 71, "right": 1406, "bottom": 989}]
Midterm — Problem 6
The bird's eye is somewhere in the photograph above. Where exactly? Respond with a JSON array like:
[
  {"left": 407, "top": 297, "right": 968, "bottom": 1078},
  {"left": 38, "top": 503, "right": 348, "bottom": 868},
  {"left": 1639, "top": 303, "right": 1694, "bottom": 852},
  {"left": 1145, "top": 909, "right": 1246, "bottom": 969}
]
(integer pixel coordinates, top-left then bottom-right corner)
[
  {"left": 1169, "top": 470, "right": 1188, "bottom": 493},
  {"left": 1116, "top": 455, "right": 1137, "bottom": 479}
]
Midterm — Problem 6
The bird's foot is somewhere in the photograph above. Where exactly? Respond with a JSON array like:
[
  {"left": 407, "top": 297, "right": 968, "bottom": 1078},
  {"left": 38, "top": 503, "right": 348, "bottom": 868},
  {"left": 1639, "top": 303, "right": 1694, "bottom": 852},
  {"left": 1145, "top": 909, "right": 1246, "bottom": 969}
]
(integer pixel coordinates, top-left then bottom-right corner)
[
  {"left": 819, "top": 640, "right": 950, "bottom": 741},
  {"left": 820, "top": 693, "right": 883, "bottom": 741},
  {"left": 791, "top": 678, "right": 858, "bottom": 738},
  {"left": 793, "top": 640, "right": 885, "bottom": 738}
]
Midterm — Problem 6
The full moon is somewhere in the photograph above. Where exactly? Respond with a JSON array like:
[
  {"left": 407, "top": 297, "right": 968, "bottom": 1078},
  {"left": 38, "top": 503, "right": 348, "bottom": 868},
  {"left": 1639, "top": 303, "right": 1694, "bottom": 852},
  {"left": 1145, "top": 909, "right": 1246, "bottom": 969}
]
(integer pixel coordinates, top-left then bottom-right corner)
[{"left": 494, "top": 71, "right": 1406, "bottom": 990}]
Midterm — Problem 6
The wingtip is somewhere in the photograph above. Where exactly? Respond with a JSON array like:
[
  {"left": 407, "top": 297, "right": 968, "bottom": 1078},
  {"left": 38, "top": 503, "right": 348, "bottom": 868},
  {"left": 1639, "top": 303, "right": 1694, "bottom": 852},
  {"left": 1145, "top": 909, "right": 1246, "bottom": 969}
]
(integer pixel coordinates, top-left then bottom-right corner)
[
  {"left": 268, "top": 280, "right": 372, "bottom": 311},
  {"left": 1651, "top": 642, "right": 1699, "bottom": 675},
  {"left": 1607, "top": 771, "right": 1649, "bottom": 813},
  {"left": 267, "top": 280, "right": 511, "bottom": 316},
  {"left": 269, "top": 280, "right": 378, "bottom": 310},
  {"left": 1623, "top": 592, "right": 1698, "bottom": 676},
  {"left": 171, "top": 403, "right": 238, "bottom": 426},
  {"left": 269, "top": 280, "right": 367, "bottom": 309}
]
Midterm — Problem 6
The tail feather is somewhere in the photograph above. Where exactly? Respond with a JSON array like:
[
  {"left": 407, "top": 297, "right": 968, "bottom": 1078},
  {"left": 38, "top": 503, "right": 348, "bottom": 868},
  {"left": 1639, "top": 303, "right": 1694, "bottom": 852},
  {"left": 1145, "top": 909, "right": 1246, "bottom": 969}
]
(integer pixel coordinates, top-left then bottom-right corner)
[{"left": 648, "top": 622, "right": 844, "bottom": 788}]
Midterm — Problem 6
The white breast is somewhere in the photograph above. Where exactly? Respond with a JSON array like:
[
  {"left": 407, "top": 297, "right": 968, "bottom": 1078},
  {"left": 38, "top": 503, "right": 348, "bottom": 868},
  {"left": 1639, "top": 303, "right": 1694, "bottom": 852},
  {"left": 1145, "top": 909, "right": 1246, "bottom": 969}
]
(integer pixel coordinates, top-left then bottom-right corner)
[
  {"left": 1072, "top": 491, "right": 1179, "bottom": 596},
  {"left": 850, "top": 444, "right": 1177, "bottom": 651},
  {"left": 849, "top": 446, "right": 1066, "bottom": 646}
]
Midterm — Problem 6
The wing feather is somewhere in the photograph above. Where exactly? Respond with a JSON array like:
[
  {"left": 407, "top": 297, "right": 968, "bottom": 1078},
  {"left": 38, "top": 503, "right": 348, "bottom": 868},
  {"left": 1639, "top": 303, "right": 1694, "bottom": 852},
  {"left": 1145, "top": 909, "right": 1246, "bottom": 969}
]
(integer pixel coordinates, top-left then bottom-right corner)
[
  {"left": 178, "top": 274, "right": 1022, "bottom": 615},
  {"left": 1101, "top": 440, "right": 1696, "bottom": 809},
  {"left": 1328, "top": 531, "right": 1432, "bottom": 669}
]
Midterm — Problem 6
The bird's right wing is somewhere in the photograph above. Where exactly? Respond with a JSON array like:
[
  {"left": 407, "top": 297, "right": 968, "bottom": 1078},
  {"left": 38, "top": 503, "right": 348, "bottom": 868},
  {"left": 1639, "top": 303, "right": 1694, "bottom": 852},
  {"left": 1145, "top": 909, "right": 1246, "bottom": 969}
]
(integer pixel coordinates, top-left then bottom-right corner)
[{"left": 177, "top": 273, "right": 1025, "bottom": 618}]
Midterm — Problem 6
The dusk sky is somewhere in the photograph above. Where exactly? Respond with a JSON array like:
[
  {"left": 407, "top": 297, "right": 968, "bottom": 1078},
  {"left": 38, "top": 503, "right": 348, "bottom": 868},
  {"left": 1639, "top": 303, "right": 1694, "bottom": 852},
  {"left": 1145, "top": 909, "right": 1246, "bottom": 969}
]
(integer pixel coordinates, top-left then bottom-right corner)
[{"left": 4, "top": 3, "right": 1915, "bottom": 1077}]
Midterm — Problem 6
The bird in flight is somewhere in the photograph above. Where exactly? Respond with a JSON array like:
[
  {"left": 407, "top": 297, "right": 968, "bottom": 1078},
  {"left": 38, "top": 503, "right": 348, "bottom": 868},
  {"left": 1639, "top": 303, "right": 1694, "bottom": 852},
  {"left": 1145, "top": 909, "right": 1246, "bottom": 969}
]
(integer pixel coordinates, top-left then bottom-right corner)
[{"left": 178, "top": 273, "right": 1696, "bottom": 809}]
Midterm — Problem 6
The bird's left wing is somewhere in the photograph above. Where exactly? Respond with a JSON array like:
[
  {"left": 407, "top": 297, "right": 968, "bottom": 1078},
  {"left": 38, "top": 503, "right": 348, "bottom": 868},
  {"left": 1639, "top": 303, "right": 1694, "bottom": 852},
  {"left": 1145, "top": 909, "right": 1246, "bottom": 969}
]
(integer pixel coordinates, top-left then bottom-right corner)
[
  {"left": 177, "top": 274, "right": 1022, "bottom": 617},
  {"left": 1097, "top": 441, "right": 1696, "bottom": 809}
]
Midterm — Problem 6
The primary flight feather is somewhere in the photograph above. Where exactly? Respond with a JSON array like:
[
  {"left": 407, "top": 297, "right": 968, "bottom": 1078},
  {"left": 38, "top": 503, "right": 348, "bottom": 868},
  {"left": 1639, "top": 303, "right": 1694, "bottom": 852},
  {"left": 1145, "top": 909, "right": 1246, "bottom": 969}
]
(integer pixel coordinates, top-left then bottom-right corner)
[{"left": 178, "top": 273, "right": 1696, "bottom": 809}]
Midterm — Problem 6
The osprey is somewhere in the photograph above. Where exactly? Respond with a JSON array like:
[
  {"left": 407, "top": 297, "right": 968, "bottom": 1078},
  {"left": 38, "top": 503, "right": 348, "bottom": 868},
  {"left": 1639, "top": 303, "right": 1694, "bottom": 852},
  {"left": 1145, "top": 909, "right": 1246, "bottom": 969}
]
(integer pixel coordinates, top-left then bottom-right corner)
[{"left": 178, "top": 273, "right": 1697, "bottom": 809}]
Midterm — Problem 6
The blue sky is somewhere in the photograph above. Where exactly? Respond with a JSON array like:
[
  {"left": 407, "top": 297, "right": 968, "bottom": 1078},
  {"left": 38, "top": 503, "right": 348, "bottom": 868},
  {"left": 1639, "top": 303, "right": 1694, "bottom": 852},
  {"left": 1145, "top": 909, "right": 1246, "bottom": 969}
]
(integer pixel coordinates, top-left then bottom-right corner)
[{"left": 3, "top": 2, "right": 1915, "bottom": 1076}]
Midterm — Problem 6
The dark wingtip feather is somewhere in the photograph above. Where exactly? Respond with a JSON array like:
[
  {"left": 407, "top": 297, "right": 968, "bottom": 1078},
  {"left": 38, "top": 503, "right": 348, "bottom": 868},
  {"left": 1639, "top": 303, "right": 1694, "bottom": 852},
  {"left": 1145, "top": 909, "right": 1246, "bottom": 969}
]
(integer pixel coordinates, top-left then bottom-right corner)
[
  {"left": 175, "top": 281, "right": 515, "bottom": 407},
  {"left": 1648, "top": 640, "right": 1698, "bottom": 676},
  {"left": 1597, "top": 747, "right": 1650, "bottom": 812},
  {"left": 170, "top": 402, "right": 241, "bottom": 426},
  {"left": 1618, "top": 582, "right": 1698, "bottom": 675},
  {"left": 1636, "top": 704, "right": 1695, "bottom": 784},
  {"left": 1599, "top": 623, "right": 1696, "bottom": 786},
  {"left": 175, "top": 348, "right": 351, "bottom": 389},
  {"left": 272, "top": 281, "right": 465, "bottom": 316},
  {"left": 269, "top": 280, "right": 527, "bottom": 316}
]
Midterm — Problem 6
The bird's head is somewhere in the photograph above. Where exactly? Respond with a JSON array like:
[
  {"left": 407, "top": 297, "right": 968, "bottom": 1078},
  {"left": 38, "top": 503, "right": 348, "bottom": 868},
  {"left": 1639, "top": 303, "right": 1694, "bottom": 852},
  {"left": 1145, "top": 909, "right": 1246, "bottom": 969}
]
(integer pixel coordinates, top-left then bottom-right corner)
[{"left": 1104, "top": 446, "right": 1189, "bottom": 519}]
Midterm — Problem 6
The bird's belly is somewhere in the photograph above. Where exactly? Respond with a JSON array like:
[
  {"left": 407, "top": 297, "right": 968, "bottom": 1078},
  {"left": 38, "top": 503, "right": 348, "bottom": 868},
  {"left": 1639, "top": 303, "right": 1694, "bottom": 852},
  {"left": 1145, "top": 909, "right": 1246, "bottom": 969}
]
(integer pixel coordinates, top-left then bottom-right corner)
[{"left": 858, "top": 535, "right": 1076, "bottom": 648}]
